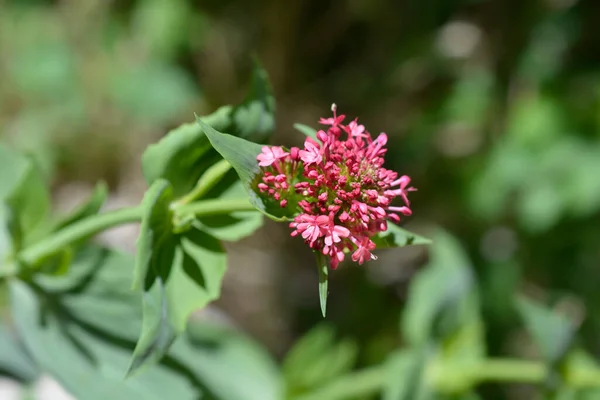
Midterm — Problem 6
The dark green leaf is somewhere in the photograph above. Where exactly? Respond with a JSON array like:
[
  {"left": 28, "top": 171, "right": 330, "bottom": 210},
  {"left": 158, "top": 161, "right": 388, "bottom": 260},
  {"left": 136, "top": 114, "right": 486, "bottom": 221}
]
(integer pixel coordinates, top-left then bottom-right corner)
[
  {"left": 132, "top": 179, "right": 175, "bottom": 290},
  {"left": 53, "top": 182, "right": 108, "bottom": 231},
  {"left": 372, "top": 224, "right": 432, "bottom": 248},
  {"left": 196, "top": 118, "right": 294, "bottom": 221},
  {"left": 130, "top": 225, "right": 228, "bottom": 374},
  {"left": 0, "top": 320, "right": 39, "bottom": 382},
  {"left": 516, "top": 296, "right": 576, "bottom": 365}
]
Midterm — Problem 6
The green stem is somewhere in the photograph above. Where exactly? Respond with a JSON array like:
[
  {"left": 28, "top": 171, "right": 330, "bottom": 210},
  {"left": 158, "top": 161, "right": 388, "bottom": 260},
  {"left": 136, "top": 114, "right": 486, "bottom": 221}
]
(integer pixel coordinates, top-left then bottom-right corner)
[
  {"left": 174, "top": 159, "right": 232, "bottom": 206},
  {"left": 175, "top": 198, "right": 257, "bottom": 217},
  {"left": 292, "top": 358, "right": 600, "bottom": 400},
  {"left": 19, "top": 206, "right": 143, "bottom": 266},
  {"left": 467, "top": 359, "right": 546, "bottom": 384},
  {"left": 292, "top": 366, "right": 386, "bottom": 400}
]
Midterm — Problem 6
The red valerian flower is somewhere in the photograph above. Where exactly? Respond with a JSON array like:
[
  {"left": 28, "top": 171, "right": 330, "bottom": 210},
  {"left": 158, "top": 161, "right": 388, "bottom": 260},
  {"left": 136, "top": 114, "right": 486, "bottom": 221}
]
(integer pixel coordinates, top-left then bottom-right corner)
[{"left": 256, "top": 104, "right": 416, "bottom": 269}]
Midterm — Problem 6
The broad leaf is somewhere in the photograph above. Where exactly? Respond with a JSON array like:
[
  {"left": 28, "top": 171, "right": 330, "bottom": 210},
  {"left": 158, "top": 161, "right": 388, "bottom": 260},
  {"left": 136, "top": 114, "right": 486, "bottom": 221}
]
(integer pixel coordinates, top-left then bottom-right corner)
[
  {"left": 0, "top": 320, "right": 39, "bottom": 382},
  {"left": 372, "top": 224, "right": 432, "bottom": 248},
  {"left": 9, "top": 280, "right": 198, "bottom": 400},
  {"left": 23, "top": 246, "right": 282, "bottom": 400}
]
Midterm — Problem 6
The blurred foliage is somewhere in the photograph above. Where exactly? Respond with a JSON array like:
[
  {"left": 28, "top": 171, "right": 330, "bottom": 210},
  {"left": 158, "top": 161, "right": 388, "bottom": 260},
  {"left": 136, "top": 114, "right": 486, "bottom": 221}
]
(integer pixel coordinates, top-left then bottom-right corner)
[{"left": 2, "top": 0, "right": 600, "bottom": 399}]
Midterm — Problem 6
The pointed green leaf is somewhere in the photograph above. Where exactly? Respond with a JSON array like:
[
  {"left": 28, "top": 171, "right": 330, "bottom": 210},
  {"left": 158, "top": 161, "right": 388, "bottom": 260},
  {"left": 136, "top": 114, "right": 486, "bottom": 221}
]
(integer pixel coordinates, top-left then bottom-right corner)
[
  {"left": 315, "top": 252, "right": 329, "bottom": 318},
  {"left": 294, "top": 123, "right": 318, "bottom": 140},
  {"left": 372, "top": 224, "right": 431, "bottom": 248},
  {"left": 196, "top": 118, "right": 294, "bottom": 221}
]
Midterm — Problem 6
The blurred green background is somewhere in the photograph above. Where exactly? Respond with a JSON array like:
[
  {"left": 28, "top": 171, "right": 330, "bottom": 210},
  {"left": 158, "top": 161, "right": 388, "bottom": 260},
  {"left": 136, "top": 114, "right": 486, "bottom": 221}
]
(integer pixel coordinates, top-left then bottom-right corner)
[{"left": 2, "top": 0, "right": 600, "bottom": 398}]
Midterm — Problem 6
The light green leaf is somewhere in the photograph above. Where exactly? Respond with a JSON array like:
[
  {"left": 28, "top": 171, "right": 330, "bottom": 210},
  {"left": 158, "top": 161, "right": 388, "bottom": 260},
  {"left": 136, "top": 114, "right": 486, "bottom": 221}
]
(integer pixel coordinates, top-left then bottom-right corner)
[
  {"left": 0, "top": 320, "right": 39, "bottom": 382},
  {"left": 372, "top": 224, "right": 432, "bottom": 248},
  {"left": 516, "top": 296, "right": 576, "bottom": 365},
  {"left": 294, "top": 123, "right": 318, "bottom": 140},
  {"left": 402, "top": 229, "right": 476, "bottom": 346},
  {"left": 27, "top": 246, "right": 281, "bottom": 400},
  {"left": 383, "top": 348, "right": 433, "bottom": 400},
  {"left": 283, "top": 324, "right": 358, "bottom": 396},
  {"left": 0, "top": 145, "right": 31, "bottom": 203},
  {"left": 174, "top": 319, "right": 284, "bottom": 400},
  {"left": 9, "top": 280, "right": 199, "bottom": 400}
]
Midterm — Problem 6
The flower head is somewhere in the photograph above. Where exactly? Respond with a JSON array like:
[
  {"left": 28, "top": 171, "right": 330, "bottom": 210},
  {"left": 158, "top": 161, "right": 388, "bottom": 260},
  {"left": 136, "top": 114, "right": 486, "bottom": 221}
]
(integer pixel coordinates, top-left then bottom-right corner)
[{"left": 256, "top": 104, "right": 416, "bottom": 268}]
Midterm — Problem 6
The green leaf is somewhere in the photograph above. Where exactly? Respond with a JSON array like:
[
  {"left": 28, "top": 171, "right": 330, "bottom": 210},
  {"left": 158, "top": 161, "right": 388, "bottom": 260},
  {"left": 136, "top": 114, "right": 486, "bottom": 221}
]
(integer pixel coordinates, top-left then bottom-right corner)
[
  {"left": 402, "top": 229, "right": 476, "bottom": 346},
  {"left": 193, "top": 173, "right": 264, "bottom": 242},
  {"left": 196, "top": 118, "right": 294, "bottom": 221},
  {"left": 132, "top": 179, "right": 175, "bottom": 291},
  {"left": 5, "top": 157, "right": 51, "bottom": 247},
  {"left": 141, "top": 62, "right": 274, "bottom": 197},
  {"left": 283, "top": 324, "right": 358, "bottom": 396},
  {"left": 0, "top": 145, "right": 31, "bottom": 203},
  {"left": 23, "top": 246, "right": 281, "bottom": 400},
  {"left": 130, "top": 226, "right": 228, "bottom": 374},
  {"left": 372, "top": 224, "right": 432, "bottom": 248},
  {"left": 516, "top": 296, "right": 576, "bottom": 365},
  {"left": 0, "top": 320, "right": 39, "bottom": 382},
  {"left": 53, "top": 182, "right": 108, "bottom": 231},
  {"left": 383, "top": 348, "right": 433, "bottom": 400},
  {"left": 174, "top": 319, "right": 284, "bottom": 400},
  {"left": 315, "top": 252, "right": 329, "bottom": 318},
  {"left": 9, "top": 280, "right": 199, "bottom": 400},
  {"left": 294, "top": 123, "right": 318, "bottom": 140}
]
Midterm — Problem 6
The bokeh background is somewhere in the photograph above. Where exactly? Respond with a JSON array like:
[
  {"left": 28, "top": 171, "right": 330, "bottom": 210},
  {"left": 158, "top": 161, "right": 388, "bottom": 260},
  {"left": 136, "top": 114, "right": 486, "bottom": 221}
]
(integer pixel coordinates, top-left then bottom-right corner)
[{"left": 2, "top": 0, "right": 600, "bottom": 398}]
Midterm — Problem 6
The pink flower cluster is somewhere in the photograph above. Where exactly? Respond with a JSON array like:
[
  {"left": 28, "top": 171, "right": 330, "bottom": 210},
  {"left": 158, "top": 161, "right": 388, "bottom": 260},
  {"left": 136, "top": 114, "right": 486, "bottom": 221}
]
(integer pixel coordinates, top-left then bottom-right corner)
[{"left": 256, "top": 104, "right": 416, "bottom": 269}]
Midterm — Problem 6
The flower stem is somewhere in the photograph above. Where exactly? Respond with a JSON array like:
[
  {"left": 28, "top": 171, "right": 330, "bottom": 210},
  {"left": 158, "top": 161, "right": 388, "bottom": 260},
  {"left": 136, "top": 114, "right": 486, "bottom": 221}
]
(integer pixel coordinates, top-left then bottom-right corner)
[
  {"left": 16, "top": 198, "right": 258, "bottom": 268},
  {"left": 19, "top": 206, "right": 143, "bottom": 266},
  {"left": 175, "top": 198, "right": 257, "bottom": 217},
  {"left": 174, "top": 159, "right": 232, "bottom": 206}
]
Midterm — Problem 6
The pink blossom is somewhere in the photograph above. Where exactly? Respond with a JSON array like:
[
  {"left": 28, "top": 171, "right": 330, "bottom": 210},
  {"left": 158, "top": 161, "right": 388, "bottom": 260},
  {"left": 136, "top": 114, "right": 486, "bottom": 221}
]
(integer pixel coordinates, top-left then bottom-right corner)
[
  {"left": 298, "top": 138, "right": 323, "bottom": 165},
  {"left": 257, "top": 146, "right": 289, "bottom": 167},
  {"left": 256, "top": 105, "right": 417, "bottom": 269}
]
